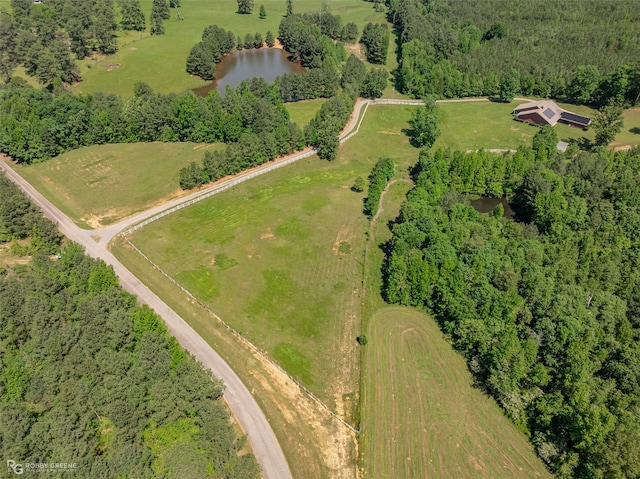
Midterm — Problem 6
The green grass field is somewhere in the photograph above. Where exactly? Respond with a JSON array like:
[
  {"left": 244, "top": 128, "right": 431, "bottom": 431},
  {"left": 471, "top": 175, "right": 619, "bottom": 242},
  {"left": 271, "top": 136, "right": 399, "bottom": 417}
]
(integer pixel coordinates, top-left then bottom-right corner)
[
  {"left": 613, "top": 108, "right": 640, "bottom": 148},
  {"left": 360, "top": 306, "right": 552, "bottom": 479},
  {"left": 10, "top": 142, "right": 222, "bottom": 227},
  {"left": 70, "top": 0, "right": 387, "bottom": 98},
  {"left": 285, "top": 98, "right": 327, "bottom": 127},
  {"left": 436, "top": 100, "right": 597, "bottom": 151}
]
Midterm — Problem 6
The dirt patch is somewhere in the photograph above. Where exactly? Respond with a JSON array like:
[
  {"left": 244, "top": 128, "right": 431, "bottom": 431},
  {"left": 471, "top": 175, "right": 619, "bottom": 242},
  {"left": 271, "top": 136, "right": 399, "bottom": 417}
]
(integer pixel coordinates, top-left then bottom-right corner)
[
  {"left": 106, "top": 63, "right": 121, "bottom": 71},
  {"left": 129, "top": 47, "right": 137, "bottom": 51},
  {"left": 260, "top": 228, "right": 274, "bottom": 240},
  {"left": 332, "top": 225, "right": 355, "bottom": 255},
  {"left": 379, "top": 130, "right": 402, "bottom": 136}
]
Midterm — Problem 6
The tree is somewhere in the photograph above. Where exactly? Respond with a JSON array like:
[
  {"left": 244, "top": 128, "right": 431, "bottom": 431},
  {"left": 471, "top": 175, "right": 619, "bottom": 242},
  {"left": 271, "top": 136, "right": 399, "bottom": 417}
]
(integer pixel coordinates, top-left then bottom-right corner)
[
  {"left": 408, "top": 101, "right": 441, "bottom": 148},
  {"left": 352, "top": 176, "right": 365, "bottom": 192},
  {"left": 340, "top": 22, "right": 358, "bottom": 43},
  {"left": 120, "top": 0, "right": 146, "bottom": 31},
  {"left": 0, "top": 11, "right": 18, "bottom": 82},
  {"left": 259, "top": 4, "right": 266, "bottom": 19},
  {"left": 150, "top": 0, "right": 169, "bottom": 34},
  {"left": 593, "top": 101, "right": 624, "bottom": 146},
  {"left": 93, "top": 0, "right": 118, "bottom": 55},
  {"left": 265, "top": 30, "right": 275, "bottom": 47},
  {"left": 532, "top": 125, "right": 558, "bottom": 153},
  {"left": 360, "top": 23, "right": 389, "bottom": 64},
  {"left": 361, "top": 68, "right": 388, "bottom": 99},
  {"left": 237, "top": 0, "right": 254, "bottom": 14},
  {"left": 286, "top": 0, "right": 293, "bottom": 16},
  {"left": 499, "top": 68, "right": 520, "bottom": 102},
  {"left": 254, "top": 32, "right": 263, "bottom": 48},
  {"left": 244, "top": 33, "right": 254, "bottom": 49},
  {"left": 568, "top": 65, "right": 600, "bottom": 104}
]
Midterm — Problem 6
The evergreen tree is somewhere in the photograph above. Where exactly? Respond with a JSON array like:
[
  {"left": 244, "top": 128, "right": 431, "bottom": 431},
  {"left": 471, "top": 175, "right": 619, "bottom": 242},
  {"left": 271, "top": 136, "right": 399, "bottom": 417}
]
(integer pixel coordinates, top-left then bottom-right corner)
[
  {"left": 265, "top": 30, "right": 275, "bottom": 47},
  {"left": 408, "top": 100, "right": 441, "bottom": 148},
  {"left": 499, "top": 68, "right": 520, "bottom": 102},
  {"left": 120, "top": 0, "right": 146, "bottom": 31},
  {"left": 259, "top": 4, "right": 266, "bottom": 19},
  {"left": 286, "top": 0, "right": 293, "bottom": 16},
  {"left": 150, "top": 0, "right": 168, "bottom": 35},
  {"left": 254, "top": 32, "right": 263, "bottom": 48},
  {"left": 93, "top": 0, "right": 118, "bottom": 55}
]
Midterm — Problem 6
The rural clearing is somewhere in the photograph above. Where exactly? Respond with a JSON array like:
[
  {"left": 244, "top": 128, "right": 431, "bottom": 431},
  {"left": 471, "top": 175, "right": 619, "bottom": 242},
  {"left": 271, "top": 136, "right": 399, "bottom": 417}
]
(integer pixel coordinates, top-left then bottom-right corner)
[{"left": 361, "top": 306, "right": 553, "bottom": 479}]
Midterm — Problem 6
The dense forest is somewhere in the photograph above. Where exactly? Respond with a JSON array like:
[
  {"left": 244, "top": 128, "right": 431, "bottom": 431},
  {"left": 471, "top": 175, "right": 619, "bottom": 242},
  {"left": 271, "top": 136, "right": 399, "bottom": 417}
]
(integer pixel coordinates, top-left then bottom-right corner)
[
  {"left": 383, "top": 140, "right": 640, "bottom": 477},
  {"left": 0, "top": 173, "right": 260, "bottom": 478},
  {"left": 391, "top": 0, "right": 640, "bottom": 105}
]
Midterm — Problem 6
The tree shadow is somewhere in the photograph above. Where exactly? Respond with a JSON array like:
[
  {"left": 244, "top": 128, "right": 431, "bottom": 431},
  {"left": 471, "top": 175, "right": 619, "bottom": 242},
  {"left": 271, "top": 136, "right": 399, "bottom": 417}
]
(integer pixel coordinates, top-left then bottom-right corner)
[{"left": 630, "top": 127, "right": 640, "bottom": 135}]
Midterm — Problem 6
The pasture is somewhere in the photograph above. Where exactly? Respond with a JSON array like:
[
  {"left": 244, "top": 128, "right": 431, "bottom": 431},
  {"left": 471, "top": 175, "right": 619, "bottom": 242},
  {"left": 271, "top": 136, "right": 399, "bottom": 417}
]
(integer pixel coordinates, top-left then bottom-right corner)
[
  {"left": 71, "top": 0, "right": 388, "bottom": 98},
  {"left": 285, "top": 98, "right": 327, "bottom": 127},
  {"left": 360, "top": 306, "right": 553, "bottom": 479},
  {"left": 10, "top": 142, "right": 222, "bottom": 227}
]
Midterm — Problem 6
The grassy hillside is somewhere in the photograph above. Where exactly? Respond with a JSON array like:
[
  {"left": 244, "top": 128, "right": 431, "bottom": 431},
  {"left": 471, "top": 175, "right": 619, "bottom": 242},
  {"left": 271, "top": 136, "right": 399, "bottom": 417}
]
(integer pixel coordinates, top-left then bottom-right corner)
[
  {"left": 71, "top": 0, "right": 387, "bottom": 97},
  {"left": 361, "top": 307, "right": 553, "bottom": 479}
]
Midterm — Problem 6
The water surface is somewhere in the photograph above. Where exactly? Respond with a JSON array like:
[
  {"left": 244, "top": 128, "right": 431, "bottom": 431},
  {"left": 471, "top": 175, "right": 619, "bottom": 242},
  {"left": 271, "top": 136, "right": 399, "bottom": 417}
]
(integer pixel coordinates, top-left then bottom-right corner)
[
  {"left": 470, "top": 196, "right": 515, "bottom": 219},
  {"left": 192, "top": 48, "right": 304, "bottom": 96}
]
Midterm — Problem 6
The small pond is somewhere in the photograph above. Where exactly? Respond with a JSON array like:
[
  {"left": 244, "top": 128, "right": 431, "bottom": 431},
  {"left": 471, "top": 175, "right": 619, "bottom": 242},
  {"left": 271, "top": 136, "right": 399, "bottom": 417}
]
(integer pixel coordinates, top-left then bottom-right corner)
[
  {"left": 470, "top": 196, "right": 515, "bottom": 219},
  {"left": 192, "top": 48, "right": 304, "bottom": 96}
]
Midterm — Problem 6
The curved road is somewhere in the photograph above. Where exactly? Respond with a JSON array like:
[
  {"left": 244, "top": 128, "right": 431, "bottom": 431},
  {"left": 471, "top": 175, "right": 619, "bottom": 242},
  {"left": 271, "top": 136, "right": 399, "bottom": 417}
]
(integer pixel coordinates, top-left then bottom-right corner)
[{"left": 0, "top": 95, "right": 527, "bottom": 479}]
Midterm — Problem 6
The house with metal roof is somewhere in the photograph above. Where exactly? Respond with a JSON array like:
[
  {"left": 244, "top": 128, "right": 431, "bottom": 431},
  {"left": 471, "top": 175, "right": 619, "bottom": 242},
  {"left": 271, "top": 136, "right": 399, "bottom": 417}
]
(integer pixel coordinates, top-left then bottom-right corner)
[{"left": 512, "top": 100, "right": 591, "bottom": 129}]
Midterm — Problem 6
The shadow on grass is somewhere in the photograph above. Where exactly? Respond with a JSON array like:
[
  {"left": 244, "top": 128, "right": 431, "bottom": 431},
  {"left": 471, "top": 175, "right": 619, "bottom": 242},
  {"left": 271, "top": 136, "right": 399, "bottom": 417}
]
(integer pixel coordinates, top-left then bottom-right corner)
[{"left": 630, "top": 127, "right": 640, "bottom": 135}]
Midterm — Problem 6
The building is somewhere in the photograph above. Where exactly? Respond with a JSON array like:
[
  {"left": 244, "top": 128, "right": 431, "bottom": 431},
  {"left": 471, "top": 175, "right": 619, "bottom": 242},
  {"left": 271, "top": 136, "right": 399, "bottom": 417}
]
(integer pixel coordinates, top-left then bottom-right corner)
[{"left": 512, "top": 100, "right": 591, "bottom": 129}]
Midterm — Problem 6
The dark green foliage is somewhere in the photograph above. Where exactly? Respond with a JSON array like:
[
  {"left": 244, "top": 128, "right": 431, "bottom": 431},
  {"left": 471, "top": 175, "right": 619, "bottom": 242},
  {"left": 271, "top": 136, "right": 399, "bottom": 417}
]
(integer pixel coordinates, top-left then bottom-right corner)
[
  {"left": 360, "top": 22, "right": 389, "bottom": 65},
  {"left": 0, "top": 173, "right": 62, "bottom": 253},
  {"left": 278, "top": 13, "right": 349, "bottom": 68},
  {"left": 265, "top": 30, "right": 275, "bottom": 47},
  {"left": 286, "top": 0, "right": 293, "bottom": 16},
  {"left": 391, "top": 0, "right": 640, "bottom": 105},
  {"left": 593, "top": 101, "right": 625, "bottom": 146},
  {"left": 150, "top": 0, "right": 169, "bottom": 34},
  {"left": 357, "top": 334, "right": 367, "bottom": 345},
  {"left": 341, "top": 54, "right": 366, "bottom": 92},
  {"left": 407, "top": 101, "right": 441, "bottom": 148},
  {"left": 237, "top": 0, "right": 254, "bottom": 14},
  {"left": 93, "top": 0, "right": 118, "bottom": 55},
  {"left": 259, "top": 4, "right": 266, "bottom": 19},
  {"left": 364, "top": 156, "right": 394, "bottom": 217},
  {"left": 305, "top": 89, "right": 356, "bottom": 161},
  {"left": 119, "top": 0, "right": 146, "bottom": 31},
  {"left": 178, "top": 82, "right": 305, "bottom": 189},
  {"left": 499, "top": 68, "right": 520, "bottom": 102},
  {"left": 340, "top": 22, "right": 358, "bottom": 43},
  {"left": 0, "top": 235, "right": 259, "bottom": 477},
  {"left": 254, "top": 32, "right": 263, "bottom": 48},
  {"left": 532, "top": 126, "right": 558, "bottom": 154},
  {"left": 361, "top": 68, "right": 388, "bottom": 99},
  {"left": 185, "top": 25, "right": 236, "bottom": 79},
  {"left": 384, "top": 144, "right": 640, "bottom": 478}
]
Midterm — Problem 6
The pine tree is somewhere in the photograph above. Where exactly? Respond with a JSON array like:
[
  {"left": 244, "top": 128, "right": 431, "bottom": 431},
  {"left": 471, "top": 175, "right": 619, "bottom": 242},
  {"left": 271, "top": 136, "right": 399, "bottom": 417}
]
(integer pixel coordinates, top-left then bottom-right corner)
[
  {"left": 259, "top": 4, "right": 266, "bottom": 19},
  {"left": 93, "top": 0, "right": 118, "bottom": 54},
  {"left": 120, "top": 0, "right": 146, "bottom": 31},
  {"left": 265, "top": 30, "right": 275, "bottom": 47},
  {"left": 150, "top": 0, "right": 168, "bottom": 35},
  {"left": 286, "top": 0, "right": 293, "bottom": 16}
]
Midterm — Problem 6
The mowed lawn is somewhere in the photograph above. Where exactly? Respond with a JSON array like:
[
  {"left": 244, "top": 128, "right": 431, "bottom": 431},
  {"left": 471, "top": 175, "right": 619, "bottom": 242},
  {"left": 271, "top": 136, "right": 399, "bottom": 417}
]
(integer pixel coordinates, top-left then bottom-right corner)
[
  {"left": 361, "top": 306, "right": 553, "bottom": 479},
  {"left": 72, "top": 0, "right": 387, "bottom": 98},
  {"left": 436, "top": 100, "right": 596, "bottom": 151},
  {"left": 122, "top": 104, "right": 419, "bottom": 407},
  {"left": 11, "top": 142, "right": 222, "bottom": 227}
]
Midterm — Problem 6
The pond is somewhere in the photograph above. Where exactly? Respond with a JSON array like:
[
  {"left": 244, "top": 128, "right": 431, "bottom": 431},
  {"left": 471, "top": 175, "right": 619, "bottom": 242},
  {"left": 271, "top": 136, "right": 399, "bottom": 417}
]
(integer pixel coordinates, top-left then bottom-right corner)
[
  {"left": 192, "top": 48, "right": 304, "bottom": 96},
  {"left": 470, "top": 196, "right": 515, "bottom": 219}
]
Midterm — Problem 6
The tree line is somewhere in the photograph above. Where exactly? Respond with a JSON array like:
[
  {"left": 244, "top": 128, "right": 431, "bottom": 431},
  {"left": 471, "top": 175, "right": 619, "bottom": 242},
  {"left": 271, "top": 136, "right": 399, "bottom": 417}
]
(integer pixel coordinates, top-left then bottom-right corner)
[
  {"left": 0, "top": 80, "right": 294, "bottom": 164},
  {"left": 364, "top": 156, "right": 394, "bottom": 217},
  {"left": 383, "top": 139, "right": 640, "bottom": 478},
  {"left": 390, "top": 0, "right": 640, "bottom": 106},
  {"left": 0, "top": 179, "right": 259, "bottom": 478}
]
